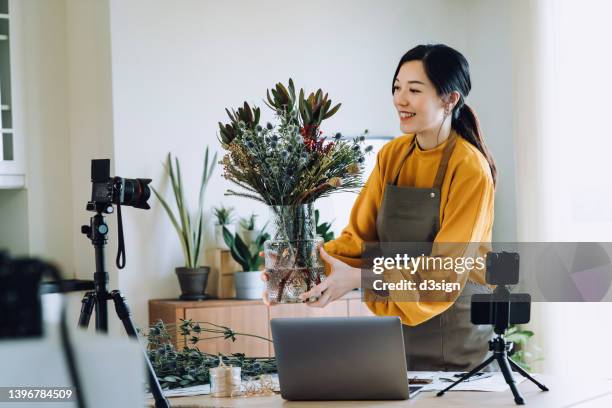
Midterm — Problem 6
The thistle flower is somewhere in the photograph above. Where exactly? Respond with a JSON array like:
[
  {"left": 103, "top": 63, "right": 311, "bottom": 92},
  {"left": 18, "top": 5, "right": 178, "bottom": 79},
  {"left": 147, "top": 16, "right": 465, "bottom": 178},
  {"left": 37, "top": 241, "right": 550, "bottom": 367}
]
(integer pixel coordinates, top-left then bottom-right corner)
[
  {"left": 267, "top": 122, "right": 273, "bottom": 130},
  {"left": 365, "top": 145, "right": 373, "bottom": 153}
]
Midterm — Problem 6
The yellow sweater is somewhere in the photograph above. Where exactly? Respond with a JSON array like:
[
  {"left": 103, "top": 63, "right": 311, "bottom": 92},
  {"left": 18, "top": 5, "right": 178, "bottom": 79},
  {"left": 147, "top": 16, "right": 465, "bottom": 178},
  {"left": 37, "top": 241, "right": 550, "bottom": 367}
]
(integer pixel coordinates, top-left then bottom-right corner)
[{"left": 323, "top": 130, "right": 495, "bottom": 326}]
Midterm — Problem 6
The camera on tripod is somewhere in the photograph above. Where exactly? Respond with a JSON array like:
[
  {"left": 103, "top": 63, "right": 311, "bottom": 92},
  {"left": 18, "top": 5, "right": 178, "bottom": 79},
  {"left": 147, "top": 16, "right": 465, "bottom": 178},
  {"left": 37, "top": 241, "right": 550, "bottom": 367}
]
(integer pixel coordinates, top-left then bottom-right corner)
[
  {"left": 437, "top": 251, "right": 547, "bottom": 405},
  {"left": 88, "top": 159, "right": 151, "bottom": 212},
  {"left": 471, "top": 252, "right": 531, "bottom": 328},
  {"left": 84, "top": 159, "right": 152, "bottom": 270}
]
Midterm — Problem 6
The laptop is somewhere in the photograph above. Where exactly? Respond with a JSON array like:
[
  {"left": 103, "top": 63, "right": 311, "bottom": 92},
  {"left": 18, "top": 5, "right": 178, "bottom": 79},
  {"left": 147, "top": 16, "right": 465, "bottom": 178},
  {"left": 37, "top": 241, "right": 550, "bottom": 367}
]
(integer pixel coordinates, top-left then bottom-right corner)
[{"left": 271, "top": 316, "right": 424, "bottom": 400}]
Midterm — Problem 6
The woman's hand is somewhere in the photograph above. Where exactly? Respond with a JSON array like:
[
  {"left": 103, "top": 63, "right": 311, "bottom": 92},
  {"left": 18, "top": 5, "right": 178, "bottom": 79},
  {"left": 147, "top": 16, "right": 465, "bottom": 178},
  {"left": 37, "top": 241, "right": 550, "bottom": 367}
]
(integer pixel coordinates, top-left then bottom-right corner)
[
  {"left": 299, "top": 247, "right": 361, "bottom": 307},
  {"left": 261, "top": 269, "right": 272, "bottom": 306}
]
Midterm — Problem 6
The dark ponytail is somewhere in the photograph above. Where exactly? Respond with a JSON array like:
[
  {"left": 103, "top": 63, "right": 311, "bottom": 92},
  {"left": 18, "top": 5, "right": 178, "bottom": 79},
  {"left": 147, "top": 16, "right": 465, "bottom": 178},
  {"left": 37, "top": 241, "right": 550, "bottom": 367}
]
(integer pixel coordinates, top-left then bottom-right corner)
[
  {"left": 452, "top": 103, "right": 497, "bottom": 186},
  {"left": 393, "top": 44, "right": 497, "bottom": 187}
]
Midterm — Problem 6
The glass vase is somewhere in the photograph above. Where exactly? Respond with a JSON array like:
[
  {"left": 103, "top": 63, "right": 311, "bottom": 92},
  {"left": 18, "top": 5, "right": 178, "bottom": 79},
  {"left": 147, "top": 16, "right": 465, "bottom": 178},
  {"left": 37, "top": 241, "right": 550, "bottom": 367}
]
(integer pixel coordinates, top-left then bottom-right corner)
[{"left": 264, "top": 203, "right": 326, "bottom": 303}]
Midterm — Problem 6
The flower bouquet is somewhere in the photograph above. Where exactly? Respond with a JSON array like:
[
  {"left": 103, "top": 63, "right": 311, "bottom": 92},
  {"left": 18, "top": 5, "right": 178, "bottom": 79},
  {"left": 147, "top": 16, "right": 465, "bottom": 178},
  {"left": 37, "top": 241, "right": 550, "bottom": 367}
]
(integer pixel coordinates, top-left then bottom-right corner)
[{"left": 218, "top": 79, "right": 370, "bottom": 303}]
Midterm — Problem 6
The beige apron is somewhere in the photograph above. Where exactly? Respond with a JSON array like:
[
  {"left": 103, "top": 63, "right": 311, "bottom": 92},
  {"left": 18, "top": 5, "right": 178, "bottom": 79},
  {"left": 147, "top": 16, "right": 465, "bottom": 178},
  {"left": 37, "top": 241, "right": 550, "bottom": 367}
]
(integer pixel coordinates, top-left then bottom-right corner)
[{"left": 375, "top": 133, "right": 494, "bottom": 371}]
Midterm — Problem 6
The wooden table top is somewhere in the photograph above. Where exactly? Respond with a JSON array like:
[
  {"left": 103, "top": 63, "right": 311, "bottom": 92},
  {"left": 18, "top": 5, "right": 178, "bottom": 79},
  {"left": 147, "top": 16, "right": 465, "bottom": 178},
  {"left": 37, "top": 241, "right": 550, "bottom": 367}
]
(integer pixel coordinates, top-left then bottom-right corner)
[{"left": 155, "top": 375, "right": 612, "bottom": 408}]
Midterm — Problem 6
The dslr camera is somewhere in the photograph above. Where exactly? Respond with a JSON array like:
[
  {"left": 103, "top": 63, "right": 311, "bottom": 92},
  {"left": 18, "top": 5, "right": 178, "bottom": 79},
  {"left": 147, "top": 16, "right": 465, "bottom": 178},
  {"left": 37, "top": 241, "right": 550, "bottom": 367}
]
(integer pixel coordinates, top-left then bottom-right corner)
[{"left": 89, "top": 159, "right": 151, "bottom": 211}]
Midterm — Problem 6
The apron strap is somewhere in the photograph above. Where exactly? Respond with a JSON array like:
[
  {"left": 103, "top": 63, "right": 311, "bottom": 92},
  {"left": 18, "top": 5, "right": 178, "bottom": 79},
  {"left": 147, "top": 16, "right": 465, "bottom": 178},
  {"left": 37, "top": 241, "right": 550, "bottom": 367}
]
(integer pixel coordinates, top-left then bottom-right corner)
[
  {"left": 432, "top": 132, "right": 458, "bottom": 190},
  {"left": 392, "top": 137, "right": 418, "bottom": 186},
  {"left": 392, "top": 132, "right": 458, "bottom": 188}
]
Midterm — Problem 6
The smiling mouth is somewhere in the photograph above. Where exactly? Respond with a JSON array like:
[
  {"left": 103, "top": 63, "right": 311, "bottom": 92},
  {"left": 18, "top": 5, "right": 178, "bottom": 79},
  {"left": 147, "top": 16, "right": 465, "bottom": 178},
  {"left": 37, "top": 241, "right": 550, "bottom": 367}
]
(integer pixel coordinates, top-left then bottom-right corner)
[{"left": 399, "top": 112, "right": 416, "bottom": 119}]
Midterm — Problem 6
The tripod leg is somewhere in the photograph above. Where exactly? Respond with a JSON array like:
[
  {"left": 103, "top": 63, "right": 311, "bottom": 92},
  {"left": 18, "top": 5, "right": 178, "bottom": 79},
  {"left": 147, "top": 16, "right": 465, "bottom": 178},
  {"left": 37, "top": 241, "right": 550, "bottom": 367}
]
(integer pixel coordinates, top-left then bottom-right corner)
[
  {"left": 496, "top": 354, "right": 525, "bottom": 405},
  {"left": 436, "top": 354, "right": 495, "bottom": 397},
  {"left": 78, "top": 292, "right": 95, "bottom": 328},
  {"left": 508, "top": 357, "right": 549, "bottom": 391},
  {"left": 110, "top": 290, "right": 170, "bottom": 408}
]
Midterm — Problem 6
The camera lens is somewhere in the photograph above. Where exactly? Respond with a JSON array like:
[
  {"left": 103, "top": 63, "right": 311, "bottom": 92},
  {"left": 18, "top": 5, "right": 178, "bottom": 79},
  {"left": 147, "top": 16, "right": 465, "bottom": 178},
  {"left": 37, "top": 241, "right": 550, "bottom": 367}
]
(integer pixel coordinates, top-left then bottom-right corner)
[{"left": 118, "top": 178, "right": 152, "bottom": 209}]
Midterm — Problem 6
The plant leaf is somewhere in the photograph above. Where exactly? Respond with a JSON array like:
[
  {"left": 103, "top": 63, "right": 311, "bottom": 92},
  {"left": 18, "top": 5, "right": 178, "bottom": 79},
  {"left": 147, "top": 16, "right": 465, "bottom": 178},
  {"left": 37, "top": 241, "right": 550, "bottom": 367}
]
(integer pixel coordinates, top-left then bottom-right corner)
[
  {"left": 152, "top": 187, "right": 190, "bottom": 266},
  {"left": 323, "top": 102, "right": 341, "bottom": 119}
]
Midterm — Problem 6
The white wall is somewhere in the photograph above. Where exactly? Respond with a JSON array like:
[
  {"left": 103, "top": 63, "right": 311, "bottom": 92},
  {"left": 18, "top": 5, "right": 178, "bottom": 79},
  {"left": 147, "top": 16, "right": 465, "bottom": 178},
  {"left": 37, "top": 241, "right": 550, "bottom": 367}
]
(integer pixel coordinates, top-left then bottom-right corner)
[
  {"left": 64, "top": 0, "right": 116, "bottom": 283},
  {"left": 7, "top": 1, "right": 518, "bottom": 338},
  {"left": 6, "top": 0, "right": 115, "bottom": 282},
  {"left": 13, "top": 0, "right": 72, "bottom": 273},
  {"left": 0, "top": 189, "right": 28, "bottom": 255},
  {"left": 106, "top": 0, "right": 520, "bottom": 329},
  {"left": 511, "top": 0, "right": 612, "bottom": 377},
  {"left": 463, "top": 0, "right": 517, "bottom": 242}
]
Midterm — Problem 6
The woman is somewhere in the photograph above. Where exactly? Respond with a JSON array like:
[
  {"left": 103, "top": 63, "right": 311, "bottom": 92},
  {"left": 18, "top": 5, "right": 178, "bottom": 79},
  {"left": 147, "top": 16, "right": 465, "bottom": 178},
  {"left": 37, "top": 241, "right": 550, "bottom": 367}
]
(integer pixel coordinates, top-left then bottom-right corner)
[{"left": 264, "top": 44, "right": 496, "bottom": 371}]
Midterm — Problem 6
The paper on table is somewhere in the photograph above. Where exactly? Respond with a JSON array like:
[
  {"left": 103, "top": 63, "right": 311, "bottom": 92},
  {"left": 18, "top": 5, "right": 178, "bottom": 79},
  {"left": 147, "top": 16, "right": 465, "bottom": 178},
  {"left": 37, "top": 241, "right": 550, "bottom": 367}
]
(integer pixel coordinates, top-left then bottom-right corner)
[
  {"left": 146, "top": 374, "right": 280, "bottom": 399},
  {"left": 408, "top": 371, "right": 529, "bottom": 392}
]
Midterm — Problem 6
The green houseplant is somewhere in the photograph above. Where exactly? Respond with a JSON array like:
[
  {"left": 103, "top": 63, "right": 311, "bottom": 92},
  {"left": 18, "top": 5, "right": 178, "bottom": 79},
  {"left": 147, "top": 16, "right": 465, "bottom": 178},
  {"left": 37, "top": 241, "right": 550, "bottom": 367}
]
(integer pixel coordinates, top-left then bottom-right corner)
[
  {"left": 507, "top": 324, "right": 542, "bottom": 371},
  {"left": 315, "top": 209, "right": 335, "bottom": 242},
  {"left": 239, "top": 213, "right": 258, "bottom": 247},
  {"left": 152, "top": 147, "right": 217, "bottom": 300},
  {"left": 213, "top": 205, "right": 235, "bottom": 250},
  {"left": 223, "top": 225, "right": 270, "bottom": 299}
]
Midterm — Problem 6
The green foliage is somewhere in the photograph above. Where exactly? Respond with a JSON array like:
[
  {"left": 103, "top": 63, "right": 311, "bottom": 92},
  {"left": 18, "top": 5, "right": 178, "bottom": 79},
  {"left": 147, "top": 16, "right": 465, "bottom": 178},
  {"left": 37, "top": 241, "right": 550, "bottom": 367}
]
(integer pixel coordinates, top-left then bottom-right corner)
[
  {"left": 507, "top": 324, "right": 543, "bottom": 372},
  {"left": 315, "top": 209, "right": 335, "bottom": 242},
  {"left": 144, "top": 320, "right": 276, "bottom": 390},
  {"left": 152, "top": 147, "right": 217, "bottom": 268},
  {"left": 219, "top": 79, "right": 372, "bottom": 206},
  {"left": 223, "top": 225, "right": 270, "bottom": 272},
  {"left": 213, "top": 205, "right": 234, "bottom": 226},
  {"left": 239, "top": 213, "right": 258, "bottom": 231}
]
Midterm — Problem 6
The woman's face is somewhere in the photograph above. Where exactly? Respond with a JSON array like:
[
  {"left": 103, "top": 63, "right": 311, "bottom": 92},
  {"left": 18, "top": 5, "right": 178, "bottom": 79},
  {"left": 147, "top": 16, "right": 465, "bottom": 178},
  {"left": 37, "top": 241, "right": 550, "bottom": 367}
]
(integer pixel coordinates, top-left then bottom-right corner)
[{"left": 393, "top": 60, "right": 447, "bottom": 135}]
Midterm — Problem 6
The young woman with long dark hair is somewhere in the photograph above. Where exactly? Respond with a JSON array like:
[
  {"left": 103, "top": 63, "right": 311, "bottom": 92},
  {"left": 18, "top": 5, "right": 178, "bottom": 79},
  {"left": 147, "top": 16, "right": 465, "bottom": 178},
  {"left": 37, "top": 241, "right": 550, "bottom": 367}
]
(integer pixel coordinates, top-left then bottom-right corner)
[{"left": 264, "top": 44, "right": 496, "bottom": 371}]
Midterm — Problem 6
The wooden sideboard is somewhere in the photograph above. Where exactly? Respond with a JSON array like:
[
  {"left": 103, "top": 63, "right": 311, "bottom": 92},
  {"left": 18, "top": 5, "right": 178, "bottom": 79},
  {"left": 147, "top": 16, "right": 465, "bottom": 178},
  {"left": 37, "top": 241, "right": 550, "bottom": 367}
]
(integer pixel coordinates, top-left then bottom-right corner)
[{"left": 148, "top": 291, "right": 372, "bottom": 357}]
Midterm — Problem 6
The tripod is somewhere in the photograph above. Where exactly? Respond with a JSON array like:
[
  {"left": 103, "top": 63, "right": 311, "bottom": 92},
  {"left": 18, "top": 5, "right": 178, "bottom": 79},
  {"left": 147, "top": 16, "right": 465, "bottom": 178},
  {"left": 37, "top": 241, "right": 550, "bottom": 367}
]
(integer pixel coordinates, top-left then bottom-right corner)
[
  {"left": 436, "top": 290, "right": 548, "bottom": 405},
  {"left": 78, "top": 204, "right": 170, "bottom": 408}
]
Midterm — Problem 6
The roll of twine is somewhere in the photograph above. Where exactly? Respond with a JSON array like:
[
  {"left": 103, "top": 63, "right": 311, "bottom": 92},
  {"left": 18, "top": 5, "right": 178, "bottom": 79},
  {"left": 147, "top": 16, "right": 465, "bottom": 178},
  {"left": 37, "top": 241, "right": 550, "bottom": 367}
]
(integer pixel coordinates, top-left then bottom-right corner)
[{"left": 210, "top": 363, "right": 242, "bottom": 397}]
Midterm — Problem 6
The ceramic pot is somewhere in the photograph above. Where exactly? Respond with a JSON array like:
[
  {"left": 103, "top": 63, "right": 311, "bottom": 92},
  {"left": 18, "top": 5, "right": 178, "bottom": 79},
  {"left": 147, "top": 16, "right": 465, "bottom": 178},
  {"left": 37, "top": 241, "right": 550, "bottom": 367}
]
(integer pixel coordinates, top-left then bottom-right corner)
[
  {"left": 175, "top": 266, "right": 210, "bottom": 300},
  {"left": 234, "top": 271, "right": 265, "bottom": 300}
]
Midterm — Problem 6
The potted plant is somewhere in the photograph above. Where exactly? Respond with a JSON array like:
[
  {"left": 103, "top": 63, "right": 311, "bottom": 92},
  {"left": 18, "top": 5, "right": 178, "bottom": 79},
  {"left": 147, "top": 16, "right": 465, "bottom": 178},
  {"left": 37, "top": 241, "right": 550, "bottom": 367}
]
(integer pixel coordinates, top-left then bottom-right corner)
[
  {"left": 222, "top": 226, "right": 270, "bottom": 299},
  {"left": 238, "top": 213, "right": 258, "bottom": 247},
  {"left": 218, "top": 78, "right": 371, "bottom": 303},
  {"left": 213, "top": 205, "right": 235, "bottom": 250},
  {"left": 152, "top": 147, "right": 217, "bottom": 300}
]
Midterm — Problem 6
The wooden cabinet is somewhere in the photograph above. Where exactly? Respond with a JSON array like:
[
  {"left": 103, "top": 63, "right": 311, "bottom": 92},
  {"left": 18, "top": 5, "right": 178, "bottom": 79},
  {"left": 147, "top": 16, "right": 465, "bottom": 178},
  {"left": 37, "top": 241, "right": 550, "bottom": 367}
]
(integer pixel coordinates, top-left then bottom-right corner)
[
  {"left": 149, "top": 291, "right": 373, "bottom": 357},
  {"left": 185, "top": 304, "right": 270, "bottom": 357}
]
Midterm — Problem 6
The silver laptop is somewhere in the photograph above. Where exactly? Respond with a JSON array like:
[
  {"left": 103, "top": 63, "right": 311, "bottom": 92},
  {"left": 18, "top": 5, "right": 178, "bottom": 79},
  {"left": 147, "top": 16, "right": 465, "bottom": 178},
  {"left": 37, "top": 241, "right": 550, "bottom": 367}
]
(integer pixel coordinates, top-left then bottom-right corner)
[{"left": 271, "top": 316, "right": 424, "bottom": 400}]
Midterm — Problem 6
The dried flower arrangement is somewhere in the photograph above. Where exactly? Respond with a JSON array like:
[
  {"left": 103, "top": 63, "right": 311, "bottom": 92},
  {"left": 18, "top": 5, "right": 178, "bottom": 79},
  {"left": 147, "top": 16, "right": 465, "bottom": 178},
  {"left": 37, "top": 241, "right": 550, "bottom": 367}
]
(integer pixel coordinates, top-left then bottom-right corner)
[{"left": 217, "top": 79, "right": 371, "bottom": 302}]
